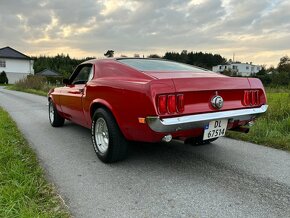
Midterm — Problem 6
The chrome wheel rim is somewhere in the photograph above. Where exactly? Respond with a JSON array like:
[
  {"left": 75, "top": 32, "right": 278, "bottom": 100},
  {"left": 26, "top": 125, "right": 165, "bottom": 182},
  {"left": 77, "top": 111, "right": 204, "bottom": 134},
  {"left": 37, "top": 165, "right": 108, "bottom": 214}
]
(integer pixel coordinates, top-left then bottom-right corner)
[
  {"left": 95, "top": 117, "right": 109, "bottom": 153},
  {"left": 49, "top": 102, "right": 54, "bottom": 123}
]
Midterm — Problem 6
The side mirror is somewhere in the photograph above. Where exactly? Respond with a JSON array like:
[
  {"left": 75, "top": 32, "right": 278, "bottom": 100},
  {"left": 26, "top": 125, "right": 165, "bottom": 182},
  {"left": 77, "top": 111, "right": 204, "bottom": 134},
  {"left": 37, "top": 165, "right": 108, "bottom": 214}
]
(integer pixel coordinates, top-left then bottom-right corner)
[{"left": 63, "top": 78, "right": 70, "bottom": 85}]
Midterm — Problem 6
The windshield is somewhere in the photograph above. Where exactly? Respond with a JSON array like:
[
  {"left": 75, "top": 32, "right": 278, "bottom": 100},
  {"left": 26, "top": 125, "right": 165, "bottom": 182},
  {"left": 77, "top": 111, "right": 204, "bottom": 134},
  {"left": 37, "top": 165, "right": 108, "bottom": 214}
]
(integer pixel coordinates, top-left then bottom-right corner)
[{"left": 117, "top": 58, "right": 208, "bottom": 72}]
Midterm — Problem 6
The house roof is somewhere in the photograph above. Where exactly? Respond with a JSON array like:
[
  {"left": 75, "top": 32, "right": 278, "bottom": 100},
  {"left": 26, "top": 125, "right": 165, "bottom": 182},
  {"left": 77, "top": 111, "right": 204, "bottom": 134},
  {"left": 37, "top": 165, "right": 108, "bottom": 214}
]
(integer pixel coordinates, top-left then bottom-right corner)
[
  {"left": 0, "top": 46, "right": 31, "bottom": 60},
  {"left": 36, "top": 69, "right": 61, "bottom": 77}
]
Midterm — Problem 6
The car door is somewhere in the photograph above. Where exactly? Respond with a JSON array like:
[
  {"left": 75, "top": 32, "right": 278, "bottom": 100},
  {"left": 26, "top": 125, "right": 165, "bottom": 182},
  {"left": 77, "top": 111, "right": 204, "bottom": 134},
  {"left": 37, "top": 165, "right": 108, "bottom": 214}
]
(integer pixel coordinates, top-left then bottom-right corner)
[{"left": 60, "top": 64, "right": 94, "bottom": 126}]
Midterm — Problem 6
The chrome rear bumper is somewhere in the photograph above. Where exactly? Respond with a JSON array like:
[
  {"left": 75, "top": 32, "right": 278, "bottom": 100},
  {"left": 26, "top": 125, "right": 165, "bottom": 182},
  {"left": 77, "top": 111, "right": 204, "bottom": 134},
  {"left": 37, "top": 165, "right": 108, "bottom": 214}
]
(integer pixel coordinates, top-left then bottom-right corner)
[{"left": 146, "top": 105, "right": 268, "bottom": 133}]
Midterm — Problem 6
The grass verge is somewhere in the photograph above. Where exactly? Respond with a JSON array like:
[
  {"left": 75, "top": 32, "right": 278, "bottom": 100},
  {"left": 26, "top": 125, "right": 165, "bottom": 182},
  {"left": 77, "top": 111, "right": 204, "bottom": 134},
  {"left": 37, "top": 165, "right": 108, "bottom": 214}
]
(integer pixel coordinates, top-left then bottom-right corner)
[
  {"left": 227, "top": 91, "right": 290, "bottom": 151},
  {"left": 6, "top": 76, "right": 54, "bottom": 97},
  {"left": 0, "top": 107, "right": 70, "bottom": 218},
  {"left": 7, "top": 86, "right": 48, "bottom": 97}
]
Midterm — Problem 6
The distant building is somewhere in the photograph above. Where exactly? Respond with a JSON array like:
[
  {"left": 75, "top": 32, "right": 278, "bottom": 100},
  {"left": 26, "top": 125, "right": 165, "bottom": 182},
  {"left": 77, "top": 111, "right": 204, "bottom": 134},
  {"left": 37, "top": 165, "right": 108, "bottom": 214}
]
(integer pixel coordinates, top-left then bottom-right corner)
[
  {"left": 36, "top": 69, "right": 62, "bottom": 84},
  {"left": 36, "top": 69, "right": 61, "bottom": 77},
  {"left": 212, "top": 62, "right": 261, "bottom": 76},
  {"left": 0, "top": 46, "right": 34, "bottom": 83}
]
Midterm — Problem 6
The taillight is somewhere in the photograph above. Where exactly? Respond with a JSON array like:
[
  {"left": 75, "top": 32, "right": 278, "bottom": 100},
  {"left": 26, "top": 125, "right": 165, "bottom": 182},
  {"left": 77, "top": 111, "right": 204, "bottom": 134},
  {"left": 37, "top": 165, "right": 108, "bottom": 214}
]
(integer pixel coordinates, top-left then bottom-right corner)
[
  {"left": 157, "top": 93, "right": 184, "bottom": 114},
  {"left": 255, "top": 90, "right": 259, "bottom": 105},
  {"left": 244, "top": 91, "right": 250, "bottom": 105},
  {"left": 157, "top": 95, "right": 167, "bottom": 114},
  {"left": 167, "top": 95, "right": 176, "bottom": 114},
  {"left": 243, "top": 90, "right": 259, "bottom": 106},
  {"left": 177, "top": 94, "right": 184, "bottom": 112},
  {"left": 251, "top": 91, "right": 257, "bottom": 105}
]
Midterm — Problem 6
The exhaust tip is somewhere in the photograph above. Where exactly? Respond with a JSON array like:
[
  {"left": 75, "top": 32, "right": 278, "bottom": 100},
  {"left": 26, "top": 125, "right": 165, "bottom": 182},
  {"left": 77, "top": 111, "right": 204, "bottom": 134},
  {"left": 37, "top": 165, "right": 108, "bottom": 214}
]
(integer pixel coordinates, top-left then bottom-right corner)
[
  {"left": 247, "top": 121, "right": 255, "bottom": 127},
  {"left": 162, "top": 134, "right": 172, "bottom": 142}
]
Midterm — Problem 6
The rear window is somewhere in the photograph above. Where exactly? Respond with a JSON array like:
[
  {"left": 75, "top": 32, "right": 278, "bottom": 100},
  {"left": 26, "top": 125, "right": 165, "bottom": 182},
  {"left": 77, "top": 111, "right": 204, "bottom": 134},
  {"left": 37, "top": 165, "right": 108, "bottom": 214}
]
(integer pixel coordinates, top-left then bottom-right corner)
[{"left": 117, "top": 58, "right": 208, "bottom": 72}]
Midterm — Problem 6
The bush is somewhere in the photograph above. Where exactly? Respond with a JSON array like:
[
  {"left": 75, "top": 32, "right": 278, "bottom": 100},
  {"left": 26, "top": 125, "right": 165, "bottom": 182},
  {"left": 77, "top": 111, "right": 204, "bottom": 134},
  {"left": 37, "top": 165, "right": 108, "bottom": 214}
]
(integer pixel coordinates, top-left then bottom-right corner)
[
  {"left": 0, "top": 71, "right": 8, "bottom": 84},
  {"left": 14, "top": 75, "right": 51, "bottom": 92},
  {"left": 271, "top": 71, "right": 290, "bottom": 86}
]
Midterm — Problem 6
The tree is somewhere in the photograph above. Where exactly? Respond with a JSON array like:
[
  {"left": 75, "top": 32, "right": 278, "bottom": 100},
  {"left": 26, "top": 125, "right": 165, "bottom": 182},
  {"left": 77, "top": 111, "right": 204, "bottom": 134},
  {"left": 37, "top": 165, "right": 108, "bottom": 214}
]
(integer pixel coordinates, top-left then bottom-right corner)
[
  {"left": 0, "top": 71, "right": 8, "bottom": 84},
  {"left": 33, "top": 54, "right": 85, "bottom": 78},
  {"left": 180, "top": 50, "right": 188, "bottom": 63},
  {"left": 271, "top": 71, "right": 290, "bottom": 86},
  {"left": 277, "top": 56, "right": 290, "bottom": 73},
  {"left": 104, "top": 50, "right": 114, "bottom": 57},
  {"left": 255, "top": 66, "right": 272, "bottom": 85},
  {"left": 221, "top": 69, "right": 239, "bottom": 77},
  {"left": 269, "top": 56, "right": 290, "bottom": 86},
  {"left": 163, "top": 51, "right": 227, "bottom": 69},
  {"left": 256, "top": 66, "right": 267, "bottom": 76},
  {"left": 148, "top": 54, "right": 161, "bottom": 58}
]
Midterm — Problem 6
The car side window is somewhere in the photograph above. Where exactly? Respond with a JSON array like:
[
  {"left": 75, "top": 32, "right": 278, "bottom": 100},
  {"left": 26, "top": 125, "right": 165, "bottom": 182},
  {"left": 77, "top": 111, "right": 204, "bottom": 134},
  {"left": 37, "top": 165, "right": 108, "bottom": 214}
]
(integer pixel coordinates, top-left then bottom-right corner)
[
  {"left": 71, "top": 65, "right": 93, "bottom": 84},
  {"left": 87, "top": 67, "right": 94, "bottom": 81}
]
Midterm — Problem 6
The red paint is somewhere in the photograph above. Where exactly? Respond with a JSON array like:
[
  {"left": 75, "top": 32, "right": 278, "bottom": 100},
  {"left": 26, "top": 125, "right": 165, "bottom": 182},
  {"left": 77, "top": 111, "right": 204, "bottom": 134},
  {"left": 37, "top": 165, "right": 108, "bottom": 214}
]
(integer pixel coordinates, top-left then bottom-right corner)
[
  {"left": 176, "top": 94, "right": 184, "bottom": 113},
  {"left": 243, "top": 90, "right": 260, "bottom": 106},
  {"left": 157, "top": 95, "right": 167, "bottom": 114},
  {"left": 49, "top": 58, "right": 267, "bottom": 143}
]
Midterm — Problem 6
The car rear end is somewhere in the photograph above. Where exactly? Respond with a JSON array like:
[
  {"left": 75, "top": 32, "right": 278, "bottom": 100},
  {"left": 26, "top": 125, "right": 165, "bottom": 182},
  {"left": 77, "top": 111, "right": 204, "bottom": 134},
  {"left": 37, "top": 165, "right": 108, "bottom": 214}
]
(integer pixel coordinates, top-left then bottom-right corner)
[
  {"left": 146, "top": 74, "right": 267, "bottom": 143},
  {"left": 116, "top": 58, "right": 268, "bottom": 143}
]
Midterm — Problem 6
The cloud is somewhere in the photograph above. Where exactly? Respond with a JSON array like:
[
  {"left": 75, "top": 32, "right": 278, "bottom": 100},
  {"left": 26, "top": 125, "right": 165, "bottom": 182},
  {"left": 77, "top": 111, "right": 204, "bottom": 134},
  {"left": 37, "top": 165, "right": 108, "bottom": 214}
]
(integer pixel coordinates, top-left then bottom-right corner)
[{"left": 0, "top": 0, "right": 289, "bottom": 66}]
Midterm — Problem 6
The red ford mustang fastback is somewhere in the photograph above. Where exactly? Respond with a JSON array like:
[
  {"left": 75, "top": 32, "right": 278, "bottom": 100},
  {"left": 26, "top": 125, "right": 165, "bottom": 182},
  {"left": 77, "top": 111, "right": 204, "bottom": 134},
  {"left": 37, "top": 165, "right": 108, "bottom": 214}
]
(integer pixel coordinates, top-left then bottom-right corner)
[{"left": 48, "top": 58, "right": 268, "bottom": 163}]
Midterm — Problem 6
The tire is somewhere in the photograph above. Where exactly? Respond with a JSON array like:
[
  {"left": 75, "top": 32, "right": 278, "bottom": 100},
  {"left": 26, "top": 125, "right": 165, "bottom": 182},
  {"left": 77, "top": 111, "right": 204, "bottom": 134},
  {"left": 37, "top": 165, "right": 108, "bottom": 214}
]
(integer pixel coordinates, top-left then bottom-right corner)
[
  {"left": 91, "top": 108, "right": 128, "bottom": 163},
  {"left": 184, "top": 136, "right": 218, "bottom": 146},
  {"left": 48, "top": 99, "right": 65, "bottom": 127}
]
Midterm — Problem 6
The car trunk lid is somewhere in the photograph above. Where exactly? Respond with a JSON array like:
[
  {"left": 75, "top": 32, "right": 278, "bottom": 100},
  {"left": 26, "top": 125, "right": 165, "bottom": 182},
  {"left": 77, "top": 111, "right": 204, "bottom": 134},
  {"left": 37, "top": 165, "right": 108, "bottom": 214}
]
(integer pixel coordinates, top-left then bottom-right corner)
[{"left": 148, "top": 72, "right": 264, "bottom": 116}]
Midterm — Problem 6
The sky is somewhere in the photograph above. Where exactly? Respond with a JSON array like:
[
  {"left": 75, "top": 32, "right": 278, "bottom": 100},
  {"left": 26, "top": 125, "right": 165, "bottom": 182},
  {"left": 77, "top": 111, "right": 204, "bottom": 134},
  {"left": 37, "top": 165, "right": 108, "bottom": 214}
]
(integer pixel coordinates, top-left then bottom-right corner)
[{"left": 1, "top": 0, "right": 290, "bottom": 67}]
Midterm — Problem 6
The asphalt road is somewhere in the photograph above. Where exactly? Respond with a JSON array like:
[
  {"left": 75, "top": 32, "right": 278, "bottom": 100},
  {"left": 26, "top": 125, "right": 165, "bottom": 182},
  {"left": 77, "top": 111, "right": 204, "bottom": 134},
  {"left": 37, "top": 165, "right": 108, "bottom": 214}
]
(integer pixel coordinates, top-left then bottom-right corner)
[{"left": 0, "top": 87, "right": 290, "bottom": 218}]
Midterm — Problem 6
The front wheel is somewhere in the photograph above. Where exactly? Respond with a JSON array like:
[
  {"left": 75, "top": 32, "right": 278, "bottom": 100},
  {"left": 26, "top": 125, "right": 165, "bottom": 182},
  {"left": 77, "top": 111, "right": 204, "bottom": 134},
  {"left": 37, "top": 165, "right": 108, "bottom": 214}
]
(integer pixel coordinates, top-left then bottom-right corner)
[
  {"left": 91, "top": 108, "right": 128, "bottom": 163},
  {"left": 48, "top": 100, "right": 65, "bottom": 127}
]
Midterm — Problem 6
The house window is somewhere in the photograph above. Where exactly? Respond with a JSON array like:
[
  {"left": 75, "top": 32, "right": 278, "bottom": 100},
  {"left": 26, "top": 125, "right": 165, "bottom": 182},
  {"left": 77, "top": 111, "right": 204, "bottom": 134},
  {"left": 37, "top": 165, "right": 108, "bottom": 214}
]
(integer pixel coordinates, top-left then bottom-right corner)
[
  {"left": 232, "top": 65, "right": 237, "bottom": 70},
  {"left": 246, "top": 66, "right": 249, "bottom": 70},
  {"left": 0, "top": 59, "right": 6, "bottom": 68}
]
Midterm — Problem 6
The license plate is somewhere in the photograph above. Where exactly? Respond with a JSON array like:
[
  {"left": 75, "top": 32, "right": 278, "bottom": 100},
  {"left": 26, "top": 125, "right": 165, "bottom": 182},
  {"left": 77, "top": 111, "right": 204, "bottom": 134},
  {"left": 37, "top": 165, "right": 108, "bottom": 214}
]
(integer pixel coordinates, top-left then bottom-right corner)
[{"left": 203, "top": 119, "right": 228, "bottom": 140}]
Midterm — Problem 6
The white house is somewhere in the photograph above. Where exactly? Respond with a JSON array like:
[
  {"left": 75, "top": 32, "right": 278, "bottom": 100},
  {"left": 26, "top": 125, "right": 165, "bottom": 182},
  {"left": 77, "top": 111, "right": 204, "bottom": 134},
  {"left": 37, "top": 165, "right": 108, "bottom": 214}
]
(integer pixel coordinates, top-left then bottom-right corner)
[
  {"left": 212, "top": 62, "right": 261, "bottom": 76},
  {"left": 0, "top": 46, "right": 34, "bottom": 84}
]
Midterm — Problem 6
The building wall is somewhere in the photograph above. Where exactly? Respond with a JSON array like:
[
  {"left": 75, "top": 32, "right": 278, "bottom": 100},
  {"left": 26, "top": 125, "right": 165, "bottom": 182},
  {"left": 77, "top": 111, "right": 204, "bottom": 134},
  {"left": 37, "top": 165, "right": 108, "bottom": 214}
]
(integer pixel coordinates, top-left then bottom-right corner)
[
  {"left": 6, "top": 72, "right": 30, "bottom": 84},
  {"left": 0, "top": 58, "right": 34, "bottom": 84},
  {"left": 212, "top": 63, "right": 261, "bottom": 77}
]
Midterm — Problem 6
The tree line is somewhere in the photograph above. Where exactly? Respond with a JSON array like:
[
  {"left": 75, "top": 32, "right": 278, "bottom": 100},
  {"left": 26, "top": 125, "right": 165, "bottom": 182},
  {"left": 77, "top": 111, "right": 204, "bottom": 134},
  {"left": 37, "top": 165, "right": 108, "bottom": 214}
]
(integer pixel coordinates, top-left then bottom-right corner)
[
  {"left": 162, "top": 50, "right": 227, "bottom": 70},
  {"left": 33, "top": 54, "right": 94, "bottom": 78},
  {"left": 32, "top": 51, "right": 290, "bottom": 87},
  {"left": 254, "top": 56, "right": 290, "bottom": 86},
  {"left": 33, "top": 50, "right": 227, "bottom": 76}
]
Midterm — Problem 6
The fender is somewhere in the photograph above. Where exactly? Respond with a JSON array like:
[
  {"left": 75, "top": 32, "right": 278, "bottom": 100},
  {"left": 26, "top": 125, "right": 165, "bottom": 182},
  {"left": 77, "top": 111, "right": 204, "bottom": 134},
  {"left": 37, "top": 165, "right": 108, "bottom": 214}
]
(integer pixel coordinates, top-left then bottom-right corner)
[
  {"left": 48, "top": 88, "right": 67, "bottom": 119},
  {"left": 88, "top": 99, "right": 123, "bottom": 132}
]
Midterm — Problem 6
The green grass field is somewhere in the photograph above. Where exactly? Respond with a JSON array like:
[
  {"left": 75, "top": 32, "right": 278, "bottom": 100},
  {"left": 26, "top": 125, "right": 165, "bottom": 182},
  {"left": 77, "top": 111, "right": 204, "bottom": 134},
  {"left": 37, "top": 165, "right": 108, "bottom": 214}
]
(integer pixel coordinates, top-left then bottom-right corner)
[
  {"left": 227, "top": 89, "right": 290, "bottom": 150},
  {"left": 0, "top": 108, "right": 70, "bottom": 218}
]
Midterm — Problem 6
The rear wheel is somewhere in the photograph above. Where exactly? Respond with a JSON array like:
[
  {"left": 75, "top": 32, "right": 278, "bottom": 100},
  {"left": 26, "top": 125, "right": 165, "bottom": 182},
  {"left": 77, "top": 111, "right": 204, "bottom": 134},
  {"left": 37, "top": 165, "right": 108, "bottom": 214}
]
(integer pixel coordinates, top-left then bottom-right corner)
[
  {"left": 48, "top": 100, "right": 65, "bottom": 127},
  {"left": 91, "top": 108, "right": 128, "bottom": 163}
]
